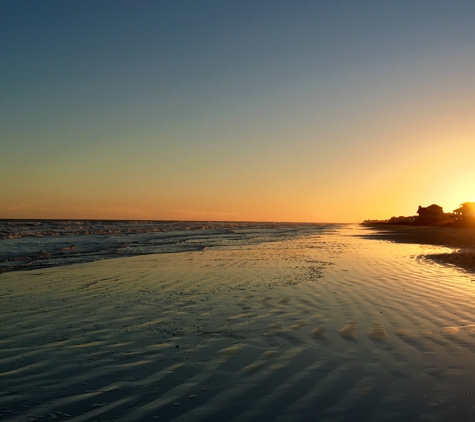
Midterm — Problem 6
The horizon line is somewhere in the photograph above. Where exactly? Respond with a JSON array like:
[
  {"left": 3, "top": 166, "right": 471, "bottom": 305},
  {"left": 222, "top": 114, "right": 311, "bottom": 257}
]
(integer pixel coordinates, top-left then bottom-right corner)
[{"left": 0, "top": 217, "right": 348, "bottom": 225}]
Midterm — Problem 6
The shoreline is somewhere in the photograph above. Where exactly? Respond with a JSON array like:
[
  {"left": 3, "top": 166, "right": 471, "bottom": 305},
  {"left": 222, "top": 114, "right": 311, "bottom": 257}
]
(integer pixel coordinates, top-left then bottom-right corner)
[
  {"left": 361, "top": 223, "right": 475, "bottom": 274},
  {"left": 0, "top": 221, "right": 334, "bottom": 274},
  {"left": 3, "top": 225, "right": 475, "bottom": 420}
]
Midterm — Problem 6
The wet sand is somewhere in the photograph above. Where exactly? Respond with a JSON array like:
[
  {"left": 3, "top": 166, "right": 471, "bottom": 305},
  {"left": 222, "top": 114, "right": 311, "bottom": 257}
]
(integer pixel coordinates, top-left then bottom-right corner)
[
  {"left": 2, "top": 226, "right": 475, "bottom": 421},
  {"left": 362, "top": 224, "right": 475, "bottom": 274}
]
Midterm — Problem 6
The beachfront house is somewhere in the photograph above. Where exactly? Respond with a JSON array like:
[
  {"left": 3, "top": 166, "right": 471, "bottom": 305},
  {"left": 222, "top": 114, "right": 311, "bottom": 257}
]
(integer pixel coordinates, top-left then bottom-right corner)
[
  {"left": 416, "top": 204, "right": 451, "bottom": 225},
  {"left": 453, "top": 202, "right": 475, "bottom": 225}
]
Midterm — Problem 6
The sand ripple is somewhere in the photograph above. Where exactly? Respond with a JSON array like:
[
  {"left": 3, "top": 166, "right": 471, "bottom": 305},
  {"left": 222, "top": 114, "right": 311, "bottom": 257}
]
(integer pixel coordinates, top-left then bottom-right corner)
[
  {"left": 440, "top": 326, "right": 460, "bottom": 335},
  {"left": 394, "top": 329, "right": 412, "bottom": 338},
  {"left": 338, "top": 320, "right": 358, "bottom": 340},
  {"left": 367, "top": 323, "right": 389, "bottom": 339},
  {"left": 2, "top": 225, "right": 475, "bottom": 421},
  {"left": 311, "top": 325, "right": 326, "bottom": 339}
]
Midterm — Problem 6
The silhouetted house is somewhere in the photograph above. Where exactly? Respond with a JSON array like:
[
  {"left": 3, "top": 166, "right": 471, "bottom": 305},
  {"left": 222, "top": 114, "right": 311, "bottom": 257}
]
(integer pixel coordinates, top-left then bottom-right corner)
[
  {"left": 416, "top": 204, "right": 451, "bottom": 225},
  {"left": 453, "top": 202, "right": 475, "bottom": 225}
]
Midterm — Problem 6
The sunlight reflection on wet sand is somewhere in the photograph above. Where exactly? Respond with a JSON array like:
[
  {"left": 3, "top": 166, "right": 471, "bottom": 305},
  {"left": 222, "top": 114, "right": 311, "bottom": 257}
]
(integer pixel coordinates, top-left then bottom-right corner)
[{"left": 1, "top": 225, "right": 475, "bottom": 421}]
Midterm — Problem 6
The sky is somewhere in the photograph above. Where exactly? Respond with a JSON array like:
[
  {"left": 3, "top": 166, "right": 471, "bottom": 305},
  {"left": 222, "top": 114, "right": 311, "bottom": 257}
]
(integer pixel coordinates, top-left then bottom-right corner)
[{"left": 1, "top": 0, "right": 475, "bottom": 222}]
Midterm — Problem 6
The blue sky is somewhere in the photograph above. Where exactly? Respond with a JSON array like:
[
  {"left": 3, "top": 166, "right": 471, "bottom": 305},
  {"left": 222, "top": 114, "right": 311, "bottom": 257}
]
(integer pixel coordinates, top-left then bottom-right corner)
[{"left": 2, "top": 1, "right": 475, "bottom": 221}]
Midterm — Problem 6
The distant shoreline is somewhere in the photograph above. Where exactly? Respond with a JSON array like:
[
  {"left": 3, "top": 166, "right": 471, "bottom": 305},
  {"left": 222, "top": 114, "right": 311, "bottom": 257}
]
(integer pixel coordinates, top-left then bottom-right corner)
[{"left": 361, "top": 223, "right": 475, "bottom": 274}]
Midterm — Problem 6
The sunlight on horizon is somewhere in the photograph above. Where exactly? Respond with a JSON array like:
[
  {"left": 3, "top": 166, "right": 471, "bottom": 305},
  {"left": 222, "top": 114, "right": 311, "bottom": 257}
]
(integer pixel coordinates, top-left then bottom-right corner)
[{"left": 1, "top": 2, "right": 475, "bottom": 222}]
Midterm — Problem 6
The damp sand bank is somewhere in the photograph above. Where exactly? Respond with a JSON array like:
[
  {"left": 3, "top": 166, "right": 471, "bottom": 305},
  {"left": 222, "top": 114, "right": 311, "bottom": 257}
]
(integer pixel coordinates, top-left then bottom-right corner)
[
  {"left": 2, "top": 225, "right": 475, "bottom": 421},
  {"left": 362, "top": 223, "right": 475, "bottom": 274}
]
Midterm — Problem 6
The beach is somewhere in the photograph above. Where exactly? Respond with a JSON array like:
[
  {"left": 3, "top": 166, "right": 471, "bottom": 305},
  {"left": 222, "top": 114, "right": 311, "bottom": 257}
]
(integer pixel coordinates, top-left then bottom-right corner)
[
  {"left": 2, "top": 225, "right": 475, "bottom": 421},
  {"left": 362, "top": 224, "right": 475, "bottom": 274}
]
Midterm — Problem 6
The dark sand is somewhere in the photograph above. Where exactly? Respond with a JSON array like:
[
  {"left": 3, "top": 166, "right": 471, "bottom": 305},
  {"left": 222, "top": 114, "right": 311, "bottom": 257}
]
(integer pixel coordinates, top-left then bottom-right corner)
[{"left": 362, "top": 224, "right": 475, "bottom": 274}]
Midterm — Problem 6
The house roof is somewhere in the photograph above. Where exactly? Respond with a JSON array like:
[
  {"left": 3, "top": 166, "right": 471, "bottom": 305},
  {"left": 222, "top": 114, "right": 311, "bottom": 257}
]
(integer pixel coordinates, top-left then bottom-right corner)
[{"left": 418, "top": 204, "right": 443, "bottom": 213}]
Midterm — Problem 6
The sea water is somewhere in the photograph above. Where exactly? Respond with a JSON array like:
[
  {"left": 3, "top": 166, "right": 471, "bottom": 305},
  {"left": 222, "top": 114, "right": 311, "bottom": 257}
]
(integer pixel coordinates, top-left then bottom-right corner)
[{"left": 0, "top": 220, "right": 334, "bottom": 273}]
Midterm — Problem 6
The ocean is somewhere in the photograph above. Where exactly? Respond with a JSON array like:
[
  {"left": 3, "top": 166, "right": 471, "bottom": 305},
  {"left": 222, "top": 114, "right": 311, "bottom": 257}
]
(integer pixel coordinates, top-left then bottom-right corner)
[{"left": 0, "top": 220, "right": 333, "bottom": 273}]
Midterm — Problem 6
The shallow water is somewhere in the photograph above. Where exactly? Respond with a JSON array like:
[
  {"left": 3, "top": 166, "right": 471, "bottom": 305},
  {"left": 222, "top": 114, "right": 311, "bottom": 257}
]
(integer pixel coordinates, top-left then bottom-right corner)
[
  {"left": 1, "top": 224, "right": 475, "bottom": 421},
  {"left": 0, "top": 220, "right": 331, "bottom": 273}
]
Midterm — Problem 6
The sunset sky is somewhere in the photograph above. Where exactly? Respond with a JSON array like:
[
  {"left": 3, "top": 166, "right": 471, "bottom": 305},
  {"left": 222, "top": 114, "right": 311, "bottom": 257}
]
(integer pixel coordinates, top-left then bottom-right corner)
[{"left": 1, "top": 1, "right": 475, "bottom": 222}]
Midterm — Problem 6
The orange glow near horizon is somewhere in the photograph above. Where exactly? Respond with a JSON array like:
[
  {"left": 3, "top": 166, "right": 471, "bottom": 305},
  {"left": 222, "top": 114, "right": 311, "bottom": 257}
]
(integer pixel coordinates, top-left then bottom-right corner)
[
  {"left": 3, "top": 108, "right": 474, "bottom": 223},
  {"left": 2, "top": 121, "right": 475, "bottom": 223},
  {"left": 2, "top": 3, "right": 475, "bottom": 223}
]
